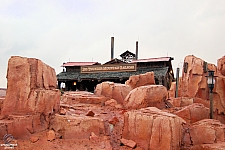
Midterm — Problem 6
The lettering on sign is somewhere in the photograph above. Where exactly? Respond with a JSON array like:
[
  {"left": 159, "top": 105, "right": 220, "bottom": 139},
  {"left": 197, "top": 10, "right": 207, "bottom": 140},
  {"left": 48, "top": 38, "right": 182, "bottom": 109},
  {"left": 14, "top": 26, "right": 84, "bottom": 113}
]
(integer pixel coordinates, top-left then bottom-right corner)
[{"left": 81, "top": 64, "right": 137, "bottom": 73}]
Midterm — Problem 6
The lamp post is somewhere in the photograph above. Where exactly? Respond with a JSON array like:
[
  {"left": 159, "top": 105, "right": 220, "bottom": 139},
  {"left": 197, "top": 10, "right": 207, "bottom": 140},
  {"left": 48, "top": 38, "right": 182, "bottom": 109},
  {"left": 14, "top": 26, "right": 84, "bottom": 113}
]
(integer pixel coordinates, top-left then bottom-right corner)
[{"left": 206, "top": 70, "right": 216, "bottom": 119}]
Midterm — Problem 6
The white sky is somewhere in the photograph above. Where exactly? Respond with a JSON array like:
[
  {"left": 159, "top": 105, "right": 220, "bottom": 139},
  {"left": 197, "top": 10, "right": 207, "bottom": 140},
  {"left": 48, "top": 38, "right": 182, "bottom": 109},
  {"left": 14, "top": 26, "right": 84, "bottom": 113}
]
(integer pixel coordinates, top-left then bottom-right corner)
[{"left": 0, "top": 0, "right": 225, "bottom": 88}]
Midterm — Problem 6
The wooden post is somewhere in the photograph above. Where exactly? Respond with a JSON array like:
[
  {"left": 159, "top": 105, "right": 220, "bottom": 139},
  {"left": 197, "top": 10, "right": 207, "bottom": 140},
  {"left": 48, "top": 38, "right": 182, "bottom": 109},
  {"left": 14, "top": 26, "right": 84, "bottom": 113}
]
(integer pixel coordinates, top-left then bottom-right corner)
[
  {"left": 111, "top": 37, "right": 114, "bottom": 60},
  {"left": 175, "top": 68, "right": 180, "bottom": 98},
  {"left": 136, "top": 41, "right": 138, "bottom": 60}
]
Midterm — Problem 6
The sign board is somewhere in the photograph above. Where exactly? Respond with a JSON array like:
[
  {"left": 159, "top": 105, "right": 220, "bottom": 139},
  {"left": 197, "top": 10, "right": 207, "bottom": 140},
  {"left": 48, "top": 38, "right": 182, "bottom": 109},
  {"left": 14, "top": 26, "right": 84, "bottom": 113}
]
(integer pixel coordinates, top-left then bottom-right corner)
[{"left": 81, "top": 63, "right": 137, "bottom": 73}]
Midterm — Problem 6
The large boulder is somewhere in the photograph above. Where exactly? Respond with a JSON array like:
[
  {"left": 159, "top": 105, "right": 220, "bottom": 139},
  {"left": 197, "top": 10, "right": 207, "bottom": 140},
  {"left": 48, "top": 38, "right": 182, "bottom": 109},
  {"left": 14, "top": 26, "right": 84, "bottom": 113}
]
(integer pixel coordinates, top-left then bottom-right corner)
[
  {"left": 174, "top": 103, "right": 209, "bottom": 123},
  {"left": 50, "top": 114, "right": 105, "bottom": 139},
  {"left": 125, "top": 72, "right": 155, "bottom": 89},
  {"left": 191, "top": 142, "right": 225, "bottom": 150},
  {"left": 188, "top": 119, "right": 225, "bottom": 146},
  {"left": 95, "top": 81, "right": 132, "bottom": 104},
  {"left": 0, "top": 56, "right": 60, "bottom": 139},
  {"left": 122, "top": 107, "right": 185, "bottom": 150},
  {"left": 179, "top": 55, "right": 217, "bottom": 99},
  {"left": 123, "top": 85, "right": 167, "bottom": 109},
  {"left": 1, "top": 56, "right": 60, "bottom": 116},
  {"left": 0, "top": 114, "right": 49, "bottom": 139},
  {"left": 168, "top": 97, "right": 194, "bottom": 107}
]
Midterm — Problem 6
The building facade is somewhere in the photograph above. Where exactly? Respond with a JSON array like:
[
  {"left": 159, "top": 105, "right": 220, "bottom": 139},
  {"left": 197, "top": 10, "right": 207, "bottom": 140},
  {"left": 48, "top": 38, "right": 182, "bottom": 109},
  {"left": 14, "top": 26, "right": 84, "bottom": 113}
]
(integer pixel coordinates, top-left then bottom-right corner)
[{"left": 57, "top": 50, "right": 174, "bottom": 92}]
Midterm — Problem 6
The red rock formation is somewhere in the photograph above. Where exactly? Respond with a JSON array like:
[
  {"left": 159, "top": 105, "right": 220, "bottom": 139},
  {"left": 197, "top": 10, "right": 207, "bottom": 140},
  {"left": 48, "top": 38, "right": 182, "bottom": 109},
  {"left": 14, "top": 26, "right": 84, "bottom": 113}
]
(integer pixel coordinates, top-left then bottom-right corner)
[
  {"left": 218, "top": 55, "right": 225, "bottom": 76},
  {"left": 123, "top": 85, "right": 167, "bottom": 109},
  {"left": 104, "top": 99, "right": 118, "bottom": 107},
  {"left": 47, "top": 130, "right": 56, "bottom": 141},
  {"left": 61, "top": 91, "right": 107, "bottom": 105},
  {"left": 179, "top": 55, "right": 215, "bottom": 98},
  {"left": 30, "top": 136, "right": 39, "bottom": 143},
  {"left": 168, "top": 97, "right": 193, "bottom": 107},
  {"left": 123, "top": 107, "right": 185, "bottom": 150},
  {"left": 191, "top": 142, "right": 225, "bottom": 150},
  {"left": 50, "top": 114, "right": 105, "bottom": 139},
  {"left": 171, "top": 55, "right": 225, "bottom": 123},
  {"left": 95, "top": 81, "right": 132, "bottom": 104},
  {"left": 120, "top": 138, "right": 137, "bottom": 148},
  {"left": 188, "top": 119, "right": 225, "bottom": 146},
  {"left": 175, "top": 103, "right": 209, "bottom": 123},
  {"left": 0, "top": 56, "right": 60, "bottom": 139},
  {"left": 1, "top": 56, "right": 60, "bottom": 116},
  {"left": 125, "top": 71, "right": 155, "bottom": 89}
]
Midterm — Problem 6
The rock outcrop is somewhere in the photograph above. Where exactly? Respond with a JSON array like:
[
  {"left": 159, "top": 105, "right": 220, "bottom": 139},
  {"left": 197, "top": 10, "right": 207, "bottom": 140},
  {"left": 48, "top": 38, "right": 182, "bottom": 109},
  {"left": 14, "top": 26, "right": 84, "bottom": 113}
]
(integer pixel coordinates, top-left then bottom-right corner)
[
  {"left": 61, "top": 91, "right": 107, "bottom": 105},
  {"left": 175, "top": 103, "right": 209, "bottom": 123},
  {"left": 2, "top": 56, "right": 60, "bottom": 116},
  {"left": 123, "top": 85, "right": 167, "bottom": 109},
  {"left": 125, "top": 71, "right": 155, "bottom": 89},
  {"left": 182, "top": 119, "right": 225, "bottom": 149},
  {"left": 95, "top": 81, "right": 132, "bottom": 104},
  {"left": 218, "top": 55, "right": 225, "bottom": 76},
  {"left": 179, "top": 55, "right": 217, "bottom": 99},
  {"left": 123, "top": 107, "right": 185, "bottom": 150},
  {"left": 170, "top": 55, "right": 225, "bottom": 123},
  {"left": 0, "top": 56, "right": 60, "bottom": 139},
  {"left": 50, "top": 114, "right": 105, "bottom": 139}
]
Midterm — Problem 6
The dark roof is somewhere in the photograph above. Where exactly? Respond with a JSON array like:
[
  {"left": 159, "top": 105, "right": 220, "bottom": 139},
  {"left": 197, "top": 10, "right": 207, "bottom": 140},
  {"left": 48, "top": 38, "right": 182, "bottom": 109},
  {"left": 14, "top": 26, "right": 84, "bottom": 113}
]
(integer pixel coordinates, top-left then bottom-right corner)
[
  {"left": 57, "top": 67, "right": 169, "bottom": 81},
  {"left": 61, "top": 62, "right": 100, "bottom": 67},
  {"left": 131, "top": 57, "right": 173, "bottom": 63},
  {"left": 120, "top": 50, "right": 136, "bottom": 58},
  {"left": 104, "top": 58, "right": 125, "bottom": 64}
]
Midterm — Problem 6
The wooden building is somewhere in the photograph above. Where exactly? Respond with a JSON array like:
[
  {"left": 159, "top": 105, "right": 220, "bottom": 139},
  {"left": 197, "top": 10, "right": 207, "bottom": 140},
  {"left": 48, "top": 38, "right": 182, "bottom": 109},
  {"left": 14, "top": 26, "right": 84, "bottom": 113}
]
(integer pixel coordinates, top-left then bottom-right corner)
[{"left": 57, "top": 38, "right": 174, "bottom": 92}]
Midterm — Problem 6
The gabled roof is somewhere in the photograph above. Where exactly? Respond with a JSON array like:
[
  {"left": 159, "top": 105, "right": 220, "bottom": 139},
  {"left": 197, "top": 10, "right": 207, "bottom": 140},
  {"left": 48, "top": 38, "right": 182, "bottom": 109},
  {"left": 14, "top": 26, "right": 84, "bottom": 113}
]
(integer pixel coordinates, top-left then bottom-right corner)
[
  {"left": 61, "top": 62, "right": 100, "bottom": 67},
  {"left": 120, "top": 50, "right": 136, "bottom": 58},
  {"left": 131, "top": 57, "right": 173, "bottom": 63},
  {"left": 104, "top": 58, "right": 125, "bottom": 64}
]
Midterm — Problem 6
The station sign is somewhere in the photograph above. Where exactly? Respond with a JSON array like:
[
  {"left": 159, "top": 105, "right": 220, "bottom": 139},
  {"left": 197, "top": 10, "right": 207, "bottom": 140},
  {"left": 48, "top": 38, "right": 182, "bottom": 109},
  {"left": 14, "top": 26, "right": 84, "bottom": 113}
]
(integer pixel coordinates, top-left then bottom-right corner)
[{"left": 81, "top": 63, "right": 137, "bottom": 73}]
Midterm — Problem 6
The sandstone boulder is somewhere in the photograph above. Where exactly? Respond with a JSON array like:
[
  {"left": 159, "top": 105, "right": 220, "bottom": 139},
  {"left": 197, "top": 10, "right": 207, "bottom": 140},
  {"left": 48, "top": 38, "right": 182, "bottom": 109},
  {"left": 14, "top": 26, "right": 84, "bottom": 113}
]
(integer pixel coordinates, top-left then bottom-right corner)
[
  {"left": 122, "top": 107, "right": 185, "bottom": 150},
  {"left": 30, "top": 136, "right": 39, "bottom": 143},
  {"left": 61, "top": 91, "right": 107, "bottom": 105},
  {"left": 123, "top": 85, "right": 167, "bottom": 109},
  {"left": 47, "top": 130, "right": 56, "bottom": 141},
  {"left": 179, "top": 55, "right": 217, "bottom": 99},
  {"left": 120, "top": 138, "right": 137, "bottom": 148},
  {"left": 1, "top": 56, "right": 60, "bottom": 116},
  {"left": 95, "top": 82, "right": 132, "bottom": 104},
  {"left": 104, "top": 99, "right": 118, "bottom": 107},
  {"left": 218, "top": 55, "right": 225, "bottom": 76},
  {"left": 168, "top": 81, "right": 176, "bottom": 98},
  {"left": 189, "top": 119, "right": 225, "bottom": 145},
  {"left": 50, "top": 114, "right": 105, "bottom": 139},
  {"left": 125, "top": 72, "right": 155, "bottom": 89},
  {"left": 168, "top": 97, "right": 193, "bottom": 107},
  {"left": 175, "top": 103, "right": 209, "bottom": 123},
  {"left": 0, "top": 114, "right": 50, "bottom": 139},
  {"left": 0, "top": 56, "right": 60, "bottom": 140},
  {"left": 191, "top": 142, "right": 225, "bottom": 150}
]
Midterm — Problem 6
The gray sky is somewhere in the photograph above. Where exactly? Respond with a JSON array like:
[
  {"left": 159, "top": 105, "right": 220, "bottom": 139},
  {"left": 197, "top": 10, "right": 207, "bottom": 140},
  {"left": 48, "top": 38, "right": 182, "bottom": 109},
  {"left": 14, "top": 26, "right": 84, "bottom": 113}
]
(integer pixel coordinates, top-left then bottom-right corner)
[{"left": 0, "top": 0, "right": 225, "bottom": 88}]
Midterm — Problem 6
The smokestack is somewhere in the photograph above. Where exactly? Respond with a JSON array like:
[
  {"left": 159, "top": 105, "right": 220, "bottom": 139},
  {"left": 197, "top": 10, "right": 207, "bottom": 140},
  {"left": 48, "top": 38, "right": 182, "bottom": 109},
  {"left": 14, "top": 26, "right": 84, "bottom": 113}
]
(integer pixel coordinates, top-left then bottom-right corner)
[
  {"left": 135, "top": 41, "right": 138, "bottom": 60},
  {"left": 111, "top": 37, "right": 114, "bottom": 60}
]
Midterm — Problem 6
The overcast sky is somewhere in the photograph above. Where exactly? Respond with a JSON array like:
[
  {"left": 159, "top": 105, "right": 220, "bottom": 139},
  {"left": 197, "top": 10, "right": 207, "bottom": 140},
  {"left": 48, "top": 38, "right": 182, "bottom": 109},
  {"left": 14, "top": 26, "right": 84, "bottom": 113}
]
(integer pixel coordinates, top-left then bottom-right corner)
[{"left": 0, "top": 0, "right": 225, "bottom": 88}]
